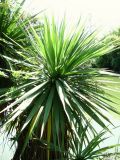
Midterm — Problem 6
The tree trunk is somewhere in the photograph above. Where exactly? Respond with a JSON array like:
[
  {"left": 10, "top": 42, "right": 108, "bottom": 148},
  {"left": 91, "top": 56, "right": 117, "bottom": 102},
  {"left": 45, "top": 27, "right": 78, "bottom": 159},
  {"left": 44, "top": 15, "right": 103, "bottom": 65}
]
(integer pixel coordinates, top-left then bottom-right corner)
[
  {"left": 12, "top": 113, "right": 68, "bottom": 160},
  {"left": 12, "top": 138, "right": 62, "bottom": 160},
  {"left": 12, "top": 125, "right": 64, "bottom": 160},
  {"left": 13, "top": 139, "right": 48, "bottom": 160}
]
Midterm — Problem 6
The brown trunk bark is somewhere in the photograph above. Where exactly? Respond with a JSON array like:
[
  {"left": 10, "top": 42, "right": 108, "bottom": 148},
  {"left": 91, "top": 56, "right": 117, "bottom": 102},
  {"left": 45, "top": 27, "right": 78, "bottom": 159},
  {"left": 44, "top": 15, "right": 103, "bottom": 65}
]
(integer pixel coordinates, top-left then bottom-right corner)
[
  {"left": 12, "top": 114, "right": 67, "bottom": 160},
  {"left": 12, "top": 126, "right": 64, "bottom": 160},
  {"left": 12, "top": 138, "right": 62, "bottom": 160},
  {"left": 13, "top": 140, "right": 47, "bottom": 160}
]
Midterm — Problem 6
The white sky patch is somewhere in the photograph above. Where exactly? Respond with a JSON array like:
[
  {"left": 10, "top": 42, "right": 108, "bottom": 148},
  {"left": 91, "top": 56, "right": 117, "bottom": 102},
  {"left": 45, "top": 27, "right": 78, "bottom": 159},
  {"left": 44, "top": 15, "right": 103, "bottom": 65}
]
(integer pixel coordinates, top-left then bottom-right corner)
[{"left": 24, "top": 0, "right": 120, "bottom": 35}]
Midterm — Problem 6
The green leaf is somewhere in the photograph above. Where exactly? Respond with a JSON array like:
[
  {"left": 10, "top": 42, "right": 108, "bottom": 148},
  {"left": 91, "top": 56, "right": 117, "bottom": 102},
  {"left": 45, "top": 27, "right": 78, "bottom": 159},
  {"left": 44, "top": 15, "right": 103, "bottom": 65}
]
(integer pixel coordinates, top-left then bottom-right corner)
[
  {"left": 40, "top": 86, "right": 55, "bottom": 138},
  {"left": 0, "top": 81, "right": 48, "bottom": 113}
]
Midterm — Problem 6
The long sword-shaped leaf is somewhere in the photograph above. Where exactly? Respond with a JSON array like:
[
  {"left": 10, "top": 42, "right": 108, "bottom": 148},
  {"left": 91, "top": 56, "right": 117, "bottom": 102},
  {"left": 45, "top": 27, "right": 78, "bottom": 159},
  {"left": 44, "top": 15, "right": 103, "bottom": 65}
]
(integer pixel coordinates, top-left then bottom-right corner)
[
  {"left": 0, "top": 81, "right": 48, "bottom": 113},
  {"left": 40, "top": 86, "right": 55, "bottom": 138}
]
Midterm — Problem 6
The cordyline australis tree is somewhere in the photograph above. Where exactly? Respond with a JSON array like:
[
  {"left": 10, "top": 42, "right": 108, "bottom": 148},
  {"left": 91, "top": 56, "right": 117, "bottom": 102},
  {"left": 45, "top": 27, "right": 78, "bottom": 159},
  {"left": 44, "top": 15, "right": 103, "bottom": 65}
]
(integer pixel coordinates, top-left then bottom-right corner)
[
  {"left": 0, "top": 0, "right": 41, "bottom": 121},
  {"left": 67, "top": 120, "right": 120, "bottom": 160},
  {"left": 0, "top": 17, "right": 120, "bottom": 160},
  {"left": 0, "top": 0, "right": 40, "bottom": 81},
  {"left": 0, "top": 0, "right": 25, "bottom": 70}
]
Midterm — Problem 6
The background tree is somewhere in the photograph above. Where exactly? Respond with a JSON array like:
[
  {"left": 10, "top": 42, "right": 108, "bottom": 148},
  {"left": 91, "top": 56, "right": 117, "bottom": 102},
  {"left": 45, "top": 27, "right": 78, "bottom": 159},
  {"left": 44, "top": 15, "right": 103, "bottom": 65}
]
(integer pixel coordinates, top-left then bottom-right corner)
[
  {"left": 94, "top": 28, "right": 120, "bottom": 73},
  {"left": 0, "top": 0, "right": 41, "bottom": 87},
  {"left": 0, "top": 2, "right": 43, "bottom": 158},
  {"left": 0, "top": 0, "right": 42, "bottom": 121}
]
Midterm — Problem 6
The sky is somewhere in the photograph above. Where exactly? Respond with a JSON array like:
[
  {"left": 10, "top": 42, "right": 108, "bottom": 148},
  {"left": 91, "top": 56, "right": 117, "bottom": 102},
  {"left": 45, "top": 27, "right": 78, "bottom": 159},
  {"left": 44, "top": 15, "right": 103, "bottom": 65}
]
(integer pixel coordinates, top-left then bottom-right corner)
[{"left": 24, "top": 0, "right": 120, "bottom": 35}]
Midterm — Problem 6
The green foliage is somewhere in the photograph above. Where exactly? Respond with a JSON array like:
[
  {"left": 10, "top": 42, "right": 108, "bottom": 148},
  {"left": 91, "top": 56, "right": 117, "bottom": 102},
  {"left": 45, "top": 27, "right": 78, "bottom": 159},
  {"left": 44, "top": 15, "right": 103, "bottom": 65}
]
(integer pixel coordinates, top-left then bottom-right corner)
[
  {"left": 95, "top": 28, "right": 120, "bottom": 73},
  {"left": 0, "top": 17, "right": 120, "bottom": 159},
  {"left": 0, "top": 0, "right": 25, "bottom": 63},
  {"left": 0, "top": 0, "right": 41, "bottom": 88},
  {"left": 0, "top": 70, "right": 8, "bottom": 77},
  {"left": 67, "top": 122, "right": 120, "bottom": 160}
]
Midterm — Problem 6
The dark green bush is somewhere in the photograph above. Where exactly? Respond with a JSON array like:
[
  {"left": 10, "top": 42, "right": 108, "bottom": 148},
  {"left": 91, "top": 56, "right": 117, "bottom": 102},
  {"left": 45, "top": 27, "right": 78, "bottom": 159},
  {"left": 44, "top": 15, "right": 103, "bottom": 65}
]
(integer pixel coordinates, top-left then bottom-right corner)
[{"left": 95, "top": 28, "right": 120, "bottom": 73}]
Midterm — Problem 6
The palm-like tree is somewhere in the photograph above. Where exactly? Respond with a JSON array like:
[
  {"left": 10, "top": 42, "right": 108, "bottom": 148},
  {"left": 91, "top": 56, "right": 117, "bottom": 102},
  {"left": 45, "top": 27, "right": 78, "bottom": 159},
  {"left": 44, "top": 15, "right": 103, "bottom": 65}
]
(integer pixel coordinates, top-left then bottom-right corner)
[
  {"left": 67, "top": 121, "right": 119, "bottom": 160},
  {"left": 0, "top": 0, "right": 40, "bottom": 72},
  {"left": 0, "top": 17, "right": 119, "bottom": 159},
  {"left": 0, "top": 0, "right": 40, "bottom": 122}
]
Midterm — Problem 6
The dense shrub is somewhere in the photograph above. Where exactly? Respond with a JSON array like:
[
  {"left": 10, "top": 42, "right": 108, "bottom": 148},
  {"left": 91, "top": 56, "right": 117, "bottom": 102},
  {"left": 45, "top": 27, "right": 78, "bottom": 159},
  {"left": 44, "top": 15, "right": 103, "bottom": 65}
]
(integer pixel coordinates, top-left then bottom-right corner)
[{"left": 95, "top": 28, "right": 120, "bottom": 73}]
